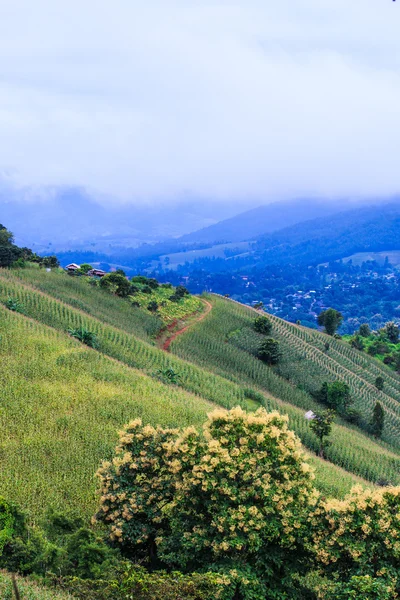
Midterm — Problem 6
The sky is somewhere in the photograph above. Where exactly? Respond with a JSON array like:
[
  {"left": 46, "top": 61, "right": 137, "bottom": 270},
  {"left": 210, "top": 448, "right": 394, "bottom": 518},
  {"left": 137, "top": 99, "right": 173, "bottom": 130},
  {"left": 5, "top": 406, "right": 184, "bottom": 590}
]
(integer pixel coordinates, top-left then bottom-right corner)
[{"left": 1, "top": 0, "right": 400, "bottom": 204}]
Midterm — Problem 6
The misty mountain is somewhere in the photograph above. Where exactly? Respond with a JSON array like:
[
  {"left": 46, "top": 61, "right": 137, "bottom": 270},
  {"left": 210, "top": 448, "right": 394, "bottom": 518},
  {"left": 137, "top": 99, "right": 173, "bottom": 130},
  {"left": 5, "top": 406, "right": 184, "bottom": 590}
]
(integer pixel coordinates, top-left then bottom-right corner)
[
  {"left": 161, "top": 202, "right": 400, "bottom": 274},
  {"left": 178, "top": 198, "right": 350, "bottom": 245},
  {"left": 0, "top": 184, "right": 250, "bottom": 253}
]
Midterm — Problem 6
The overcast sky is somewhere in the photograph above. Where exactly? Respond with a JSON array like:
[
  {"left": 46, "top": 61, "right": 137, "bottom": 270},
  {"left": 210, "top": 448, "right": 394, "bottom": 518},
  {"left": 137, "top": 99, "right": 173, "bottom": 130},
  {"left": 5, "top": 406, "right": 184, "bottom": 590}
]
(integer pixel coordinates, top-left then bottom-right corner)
[{"left": 1, "top": 0, "right": 400, "bottom": 204}]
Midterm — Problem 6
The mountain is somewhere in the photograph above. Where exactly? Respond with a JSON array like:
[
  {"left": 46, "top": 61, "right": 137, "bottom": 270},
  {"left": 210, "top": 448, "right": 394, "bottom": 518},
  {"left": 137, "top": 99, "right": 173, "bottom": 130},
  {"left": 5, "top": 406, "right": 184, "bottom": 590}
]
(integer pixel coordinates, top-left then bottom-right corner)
[
  {"left": 178, "top": 198, "right": 349, "bottom": 245},
  {"left": 252, "top": 202, "right": 400, "bottom": 267},
  {"left": 0, "top": 183, "right": 249, "bottom": 253}
]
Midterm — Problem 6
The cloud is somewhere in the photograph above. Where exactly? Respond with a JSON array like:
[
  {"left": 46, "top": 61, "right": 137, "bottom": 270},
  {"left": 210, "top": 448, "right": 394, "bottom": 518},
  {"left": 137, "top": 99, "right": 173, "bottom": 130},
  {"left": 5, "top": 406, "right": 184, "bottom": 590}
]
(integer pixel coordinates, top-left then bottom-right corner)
[{"left": 0, "top": 0, "right": 399, "bottom": 202}]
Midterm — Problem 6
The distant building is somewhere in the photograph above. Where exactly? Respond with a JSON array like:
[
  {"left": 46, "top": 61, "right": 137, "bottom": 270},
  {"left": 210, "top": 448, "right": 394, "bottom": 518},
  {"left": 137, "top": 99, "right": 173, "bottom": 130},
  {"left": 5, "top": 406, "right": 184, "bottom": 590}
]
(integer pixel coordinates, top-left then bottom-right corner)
[
  {"left": 87, "top": 269, "right": 106, "bottom": 277},
  {"left": 65, "top": 263, "right": 80, "bottom": 272}
]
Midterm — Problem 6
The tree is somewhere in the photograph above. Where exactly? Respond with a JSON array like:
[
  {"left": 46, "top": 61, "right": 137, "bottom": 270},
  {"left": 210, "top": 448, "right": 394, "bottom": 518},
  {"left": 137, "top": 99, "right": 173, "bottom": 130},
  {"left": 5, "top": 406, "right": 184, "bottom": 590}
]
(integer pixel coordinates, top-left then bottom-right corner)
[
  {"left": 100, "top": 273, "right": 130, "bottom": 297},
  {"left": 359, "top": 323, "right": 371, "bottom": 338},
  {"left": 371, "top": 401, "right": 385, "bottom": 438},
  {"left": 309, "top": 410, "right": 335, "bottom": 458},
  {"left": 317, "top": 308, "right": 343, "bottom": 336},
  {"left": 257, "top": 338, "right": 281, "bottom": 365},
  {"left": 254, "top": 315, "right": 272, "bottom": 335},
  {"left": 309, "top": 486, "right": 400, "bottom": 596},
  {"left": 78, "top": 263, "right": 93, "bottom": 274},
  {"left": 317, "top": 381, "right": 352, "bottom": 414},
  {"left": 384, "top": 321, "right": 399, "bottom": 344},
  {"left": 375, "top": 376, "right": 385, "bottom": 391},
  {"left": 96, "top": 408, "right": 315, "bottom": 599},
  {"left": 175, "top": 285, "right": 189, "bottom": 298}
]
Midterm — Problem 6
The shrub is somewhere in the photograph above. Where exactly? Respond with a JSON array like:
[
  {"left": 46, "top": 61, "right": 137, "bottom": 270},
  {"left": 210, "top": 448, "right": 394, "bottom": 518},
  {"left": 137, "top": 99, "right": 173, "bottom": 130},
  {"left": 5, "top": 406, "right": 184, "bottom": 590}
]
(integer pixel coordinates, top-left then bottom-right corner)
[
  {"left": 175, "top": 285, "right": 189, "bottom": 298},
  {"left": 147, "top": 301, "right": 159, "bottom": 313},
  {"left": 350, "top": 335, "right": 364, "bottom": 351},
  {"left": 155, "top": 368, "right": 181, "bottom": 384},
  {"left": 5, "top": 298, "right": 25, "bottom": 313},
  {"left": 142, "top": 285, "right": 153, "bottom": 294},
  {"left": 95, "top": 408, "right": 316, "bottom": 599},
  {"left": 100, "top": 273, "right": 130, "bottom": 298},
  {"left": 68, "top": 327, "right": 98, "bottom": 348},
  {"left": 253, "top": 315, "right": 272, "bottom": 335}
]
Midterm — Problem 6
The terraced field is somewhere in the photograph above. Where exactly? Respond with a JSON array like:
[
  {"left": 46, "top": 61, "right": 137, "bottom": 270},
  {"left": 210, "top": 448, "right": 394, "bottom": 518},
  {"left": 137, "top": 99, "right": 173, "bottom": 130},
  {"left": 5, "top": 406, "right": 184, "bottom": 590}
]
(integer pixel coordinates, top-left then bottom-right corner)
[{"left": 1, "top": 268, "right": 400, "bottom": 506}]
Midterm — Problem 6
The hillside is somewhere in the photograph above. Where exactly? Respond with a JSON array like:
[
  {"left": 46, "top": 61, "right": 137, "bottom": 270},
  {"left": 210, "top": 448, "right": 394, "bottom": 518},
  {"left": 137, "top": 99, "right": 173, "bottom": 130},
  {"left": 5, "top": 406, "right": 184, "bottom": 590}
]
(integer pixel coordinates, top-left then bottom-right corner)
[
  {"left": 177, "top": 198, "right": 346, "bottom": 245},
  {"left": 3, "top": 266, "right": 400, "bottom": 596},
  {"left": 2, "top": 266, "right": 400, "bottom": 509}
]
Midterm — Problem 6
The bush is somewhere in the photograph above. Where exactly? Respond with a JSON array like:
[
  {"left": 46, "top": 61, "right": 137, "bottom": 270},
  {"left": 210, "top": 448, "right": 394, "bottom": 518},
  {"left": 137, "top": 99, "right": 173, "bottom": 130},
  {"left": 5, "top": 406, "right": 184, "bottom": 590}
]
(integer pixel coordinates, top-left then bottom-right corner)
[
  {"left": 175, "top": 285, "right": 189, "bottom": 298},
  {"left": 147, "top": 301, "right": 159, "bottom": 313},
  {"left": 254, "top": 315, "right": 272, "bottom": 335},
  {"left": 96, "top": 408, "right": 315, "bottom": 599},
  {"left": 5, "top": 298, "right": 25, "bottom": 313},
  {"left": 68, "top": 327, "right": 98, "bottom": 348},
  {"left": 155, "top": 368, "right": 181, "bottom": 384},
  {"left": 142, "top": 285, "right": 153, "bottom": 294},
  {"left": 100, "top": 273, "right": 130, "bottom": 298}
]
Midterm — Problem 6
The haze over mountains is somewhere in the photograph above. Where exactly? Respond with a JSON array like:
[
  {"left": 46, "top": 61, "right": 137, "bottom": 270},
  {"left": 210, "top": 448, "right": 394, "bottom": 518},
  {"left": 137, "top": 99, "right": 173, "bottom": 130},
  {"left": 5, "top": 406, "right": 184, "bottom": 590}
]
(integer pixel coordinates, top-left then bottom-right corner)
[{"left": 0, "top": 184, "right": 253, "bottom": 253}]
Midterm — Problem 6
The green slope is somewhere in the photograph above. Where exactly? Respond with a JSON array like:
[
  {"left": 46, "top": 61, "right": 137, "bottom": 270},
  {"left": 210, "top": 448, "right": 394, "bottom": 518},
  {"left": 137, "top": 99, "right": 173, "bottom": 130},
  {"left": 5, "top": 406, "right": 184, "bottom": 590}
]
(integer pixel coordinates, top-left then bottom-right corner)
[
  {"left": 0, "top": 306, "right": 218, "bottom": 519},
  {"left": 2, "top": 267, "right": 399, "bottom": 521}
]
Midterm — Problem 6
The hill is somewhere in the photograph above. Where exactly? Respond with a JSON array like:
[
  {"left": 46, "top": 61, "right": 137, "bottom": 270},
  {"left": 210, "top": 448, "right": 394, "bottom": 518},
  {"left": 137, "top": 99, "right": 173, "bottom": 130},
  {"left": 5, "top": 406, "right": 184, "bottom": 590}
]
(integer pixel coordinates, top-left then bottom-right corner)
[
  {"left": 2, "top": 266, "right": 400, "bottom": 506},
  {"left": 3, "top": 265, "right": 400, "bottom": 595},
  {"left": 177, "top": 198, "right": 346, "bottom": 245}
]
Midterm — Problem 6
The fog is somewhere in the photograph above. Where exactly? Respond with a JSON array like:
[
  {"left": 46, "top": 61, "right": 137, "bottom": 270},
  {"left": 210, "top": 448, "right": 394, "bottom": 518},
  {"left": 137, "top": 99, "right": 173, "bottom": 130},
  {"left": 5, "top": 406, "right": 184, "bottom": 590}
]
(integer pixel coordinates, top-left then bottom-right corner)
[{"left": 1, "top": 0, "right": 400, "bottom": 203}]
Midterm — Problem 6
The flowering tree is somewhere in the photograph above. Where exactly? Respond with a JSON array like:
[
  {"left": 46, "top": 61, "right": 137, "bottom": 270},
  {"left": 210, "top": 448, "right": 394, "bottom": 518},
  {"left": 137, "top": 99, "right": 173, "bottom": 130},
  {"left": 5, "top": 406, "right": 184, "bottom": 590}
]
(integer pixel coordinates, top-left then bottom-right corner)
[
  {"left": 309, "top": 486, "right": 400, "bottom": 597},
  {"left": 96, "top": 407, "right": 316, "bottom": 599}
]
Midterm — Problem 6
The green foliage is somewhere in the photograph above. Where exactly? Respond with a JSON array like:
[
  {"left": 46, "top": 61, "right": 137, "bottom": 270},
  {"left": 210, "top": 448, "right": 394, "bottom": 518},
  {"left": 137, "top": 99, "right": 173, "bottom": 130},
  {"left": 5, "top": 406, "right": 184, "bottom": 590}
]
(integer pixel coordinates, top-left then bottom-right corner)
[
  {"left": 100, "top": 273, "right": 130, "bottom": 298},
  {"left": 317, "top": 308, "right": 343, "bottom": 336},
  {"left": 350, "top": 334, "right": 364, "bottom": 351},
  {"left": 96, "top": 408, "right": 315, "bottom": 599},
  {"left": 359, "top": 323, "right": 371, "bottom": 337},
  {"left": 5, "top": 297, "right": 25, "bottom": 313},
  {"left": 317, "top": 381, "right": 352, "bottom": 414},
  {"left": 371, "top": 401, "right": 385, "bottom": 438},
  {"left": 155, "top": 368, "right": 181, "bottom": 384},
  {"left": 384, "top": 321, "right": 399, "bottom": 344},
  {"left": 77, "top": 263, "right": 93, "bottom": 274},
  {"left": 253, "top": 315, "right": 272, "bottom": 335},
  {"left": 375, "top": 376, "right": 385, "bottom": 391},
  {"left": 309, "top": 486, "right": 400, "bottom": 596},
  {"left": 257, "top": 337, "right": 281, "bottom": 365},
  {"left": 0, "top": 572, "right": 73, "bottom": 600},
  {"left": 52, "top": 567, "right": 224, "bottom": 600},
  {"left": 40, "top": 256, "right": 60, "bottom": 269},
  {"left": 147, "top": 300, "right": 159, "bottom": 313},
  {"left": 68, "top": 327, "right": 98, "bottom": 348}
]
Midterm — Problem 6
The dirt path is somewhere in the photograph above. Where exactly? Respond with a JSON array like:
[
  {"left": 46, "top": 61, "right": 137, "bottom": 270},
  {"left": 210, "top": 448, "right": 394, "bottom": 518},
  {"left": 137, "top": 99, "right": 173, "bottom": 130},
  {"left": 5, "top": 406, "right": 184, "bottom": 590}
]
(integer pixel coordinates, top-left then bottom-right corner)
[{"left": 162, "top": 298, "right": 212, "bottom": 351}]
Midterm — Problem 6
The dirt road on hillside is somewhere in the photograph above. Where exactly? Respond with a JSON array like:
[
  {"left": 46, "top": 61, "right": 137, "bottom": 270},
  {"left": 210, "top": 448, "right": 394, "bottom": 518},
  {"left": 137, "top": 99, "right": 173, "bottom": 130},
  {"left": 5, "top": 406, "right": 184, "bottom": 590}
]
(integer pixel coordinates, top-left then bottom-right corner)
[{"left": 162, "top": 298, "right": 212, "bottom": 351}]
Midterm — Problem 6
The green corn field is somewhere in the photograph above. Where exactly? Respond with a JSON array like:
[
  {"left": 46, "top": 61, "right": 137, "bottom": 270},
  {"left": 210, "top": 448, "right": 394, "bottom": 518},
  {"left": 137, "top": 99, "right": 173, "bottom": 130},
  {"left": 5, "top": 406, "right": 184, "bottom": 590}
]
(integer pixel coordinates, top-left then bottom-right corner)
[{"left": 2, "top": 268, "right": 400, "bottom": 522}]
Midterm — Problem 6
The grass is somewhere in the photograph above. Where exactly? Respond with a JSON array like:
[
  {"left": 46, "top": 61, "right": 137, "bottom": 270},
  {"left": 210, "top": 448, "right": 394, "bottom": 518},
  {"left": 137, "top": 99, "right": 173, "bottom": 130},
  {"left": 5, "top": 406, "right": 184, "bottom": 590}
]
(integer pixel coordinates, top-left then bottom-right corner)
[
  {"left": 1, "top": 267, "right": 399, "bottom": 521},
  {"left": 0, "top": 571, "right": 75, "bottom": 599},
  {"left": 0, "top": 306, "right": 217, "bottom": 519},
  {"left": 130, "top": 285, "right": 203, "bottom": 324}
]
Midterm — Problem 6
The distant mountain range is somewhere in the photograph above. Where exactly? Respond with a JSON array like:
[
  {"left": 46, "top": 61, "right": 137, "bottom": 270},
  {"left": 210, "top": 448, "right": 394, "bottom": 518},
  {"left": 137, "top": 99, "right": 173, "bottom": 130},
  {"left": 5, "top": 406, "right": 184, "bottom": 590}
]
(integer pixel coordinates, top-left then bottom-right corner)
[
  {"left": 0, "top": 184, "right": 251, "bottom": 253},
  {"left": 178, "top": 198, "right": 349, "bottom": 245}
]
